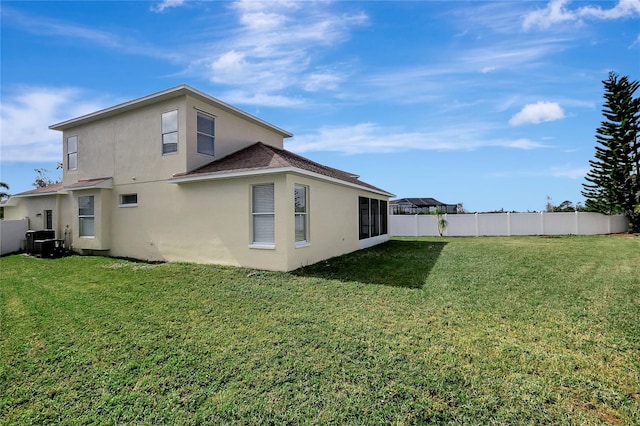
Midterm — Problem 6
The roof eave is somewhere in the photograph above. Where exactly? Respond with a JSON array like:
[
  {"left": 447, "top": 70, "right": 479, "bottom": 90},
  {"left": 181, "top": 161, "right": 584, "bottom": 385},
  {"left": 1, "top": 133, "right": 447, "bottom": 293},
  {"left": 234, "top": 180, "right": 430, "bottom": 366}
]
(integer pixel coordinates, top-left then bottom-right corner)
[
  {"left": 8, "top": 190, "right": 69, "bottom": 201},
  {"left": 49, "top": 85, "right": 293, "bottom": 138}
]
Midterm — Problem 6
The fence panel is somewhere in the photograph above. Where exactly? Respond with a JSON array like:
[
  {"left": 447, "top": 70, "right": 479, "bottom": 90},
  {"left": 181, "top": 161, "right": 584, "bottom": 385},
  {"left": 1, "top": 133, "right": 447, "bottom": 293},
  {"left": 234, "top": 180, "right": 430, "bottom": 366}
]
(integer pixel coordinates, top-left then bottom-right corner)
[
  {"left": 0, "top": 219, "right": 28, "bottom": 255},
  {"left": 510, "top": 213, "right": 541, "bottom": 235},
  {"left": 390, "top": 212, "right": 628, "bottom": 237},
  {"left": 477, "top": 213, "right": 509, "bottom": 236},
  {"left": 609, "top": 214, "right": 630, "bottom": 233},
  {"left": 544, "top": 212, "right": 577, "bottom": 235},
  {"left": 446, "top": 214, "right": 477, "bottom": 236}
]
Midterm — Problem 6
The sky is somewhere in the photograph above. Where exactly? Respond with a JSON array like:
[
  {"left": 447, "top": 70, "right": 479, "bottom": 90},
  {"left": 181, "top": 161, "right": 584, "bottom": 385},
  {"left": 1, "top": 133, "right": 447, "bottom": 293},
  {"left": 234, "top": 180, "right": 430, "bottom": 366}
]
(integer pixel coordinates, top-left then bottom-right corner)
[{"left": 1, "top": 0, "right": 639, "bottom": 212}]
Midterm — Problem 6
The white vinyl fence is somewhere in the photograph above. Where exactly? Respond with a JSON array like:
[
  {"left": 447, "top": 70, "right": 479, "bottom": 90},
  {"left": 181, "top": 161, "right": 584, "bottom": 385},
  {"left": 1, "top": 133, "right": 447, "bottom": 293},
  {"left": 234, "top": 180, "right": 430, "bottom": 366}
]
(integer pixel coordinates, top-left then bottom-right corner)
[
  {"left": 0, "top": 219, "right": 29, "bottom": 255},
  {"left": 391, "top": 212, "right": 628, "bottom": 237}
]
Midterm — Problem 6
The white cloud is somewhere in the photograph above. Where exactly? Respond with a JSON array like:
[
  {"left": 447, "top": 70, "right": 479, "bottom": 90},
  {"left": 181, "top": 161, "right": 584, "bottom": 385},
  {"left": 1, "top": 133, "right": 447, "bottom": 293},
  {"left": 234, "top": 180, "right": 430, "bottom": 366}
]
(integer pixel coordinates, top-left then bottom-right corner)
[
  {"left": 189, "top": 1, "right": 368, "bottom": 105},
  {"left": 579, "top": 0, "right": 640, "bottom": 20},
  {"left": 523, "top": 0, "right": 576, "bottom": 30},
  {"left": 505, "top": 139, "right": 549, "bottom": 149},
  {"left": 509, "top": 102, "right": 565, "bottom": 126},
  {"left": 216, "top": 90, "right": 305, "bottom": 108},
  {"left": 3, "top": 6, "right": 180, "bottom": 62},
  {"left": 286, "top": 122, "right": 548, "bottom": 155},
  {"left": 550, "top": 166, "right": 589, "bottom": 179},
  {"left": 0, "top": 87, "right": 109, "bottom": 162},
  {"left": 151, "top": 0, "right": 186, "bottom": 13},
  {"left": 303, "top": 72, "right": 344, "bottom": 92},
  {"left": 523, "top": 0, "right": 640, "bottom": 30}
]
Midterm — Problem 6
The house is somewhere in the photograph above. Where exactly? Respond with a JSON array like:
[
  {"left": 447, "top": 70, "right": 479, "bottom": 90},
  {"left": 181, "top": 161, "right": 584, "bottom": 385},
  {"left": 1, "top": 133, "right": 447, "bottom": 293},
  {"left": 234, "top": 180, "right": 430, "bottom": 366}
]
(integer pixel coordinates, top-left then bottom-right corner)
[
  {"left": 390, "top": 197, "right": 458, "bottom": 215},
  {"left": 3, "top": 85, "right": 393, "bottom": 271}
]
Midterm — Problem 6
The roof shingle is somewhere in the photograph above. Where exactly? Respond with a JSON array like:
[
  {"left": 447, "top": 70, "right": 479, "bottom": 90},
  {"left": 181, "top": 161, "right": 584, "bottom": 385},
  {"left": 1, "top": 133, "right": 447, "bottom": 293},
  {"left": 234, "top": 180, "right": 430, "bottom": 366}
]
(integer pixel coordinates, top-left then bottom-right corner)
[{"left": 173, "top": 142, "right": 391, "bottom": 195}]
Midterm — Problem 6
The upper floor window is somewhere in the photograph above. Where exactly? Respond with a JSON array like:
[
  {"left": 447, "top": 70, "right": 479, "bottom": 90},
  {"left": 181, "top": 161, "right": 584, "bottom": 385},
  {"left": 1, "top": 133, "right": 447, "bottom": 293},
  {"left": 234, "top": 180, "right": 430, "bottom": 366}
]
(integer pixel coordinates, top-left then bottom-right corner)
[
  {"left": 197, "top": 112, "right": 215, "bottom": 156},
  {"left": 67, "top": 136, "right": 78, "bottom": 170},
  {"left": 162, "top": 110, "right": 178, "bottom": 155}
]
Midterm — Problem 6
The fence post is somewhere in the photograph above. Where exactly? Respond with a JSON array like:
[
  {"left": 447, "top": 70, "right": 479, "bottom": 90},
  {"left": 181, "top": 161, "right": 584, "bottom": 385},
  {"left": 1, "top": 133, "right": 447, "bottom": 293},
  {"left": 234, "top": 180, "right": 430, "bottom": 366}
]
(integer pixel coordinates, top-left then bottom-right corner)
[
  {"left": 507, "top": 212, "right": 511, "bottom": 236},
  {"left": 540, "top": 211, "right": 545, "bottom": 235},
  {"left": 415, "top": 214, "right": 419, "bottom": 237},
  {"left": 444, "top": 213, "right": 448, "bottom": 237},
  {"left": 475, "top": 212, "right": 479, "bottom": 237},
  {"left": 575, "top": 211, "right": 579, "bottom": 235}
]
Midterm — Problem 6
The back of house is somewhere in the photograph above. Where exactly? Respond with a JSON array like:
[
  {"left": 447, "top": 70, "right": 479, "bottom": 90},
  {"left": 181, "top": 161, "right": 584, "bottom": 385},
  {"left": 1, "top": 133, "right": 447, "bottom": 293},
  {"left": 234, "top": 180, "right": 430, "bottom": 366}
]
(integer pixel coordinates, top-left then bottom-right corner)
[{"left": 4, "top": 85, "right": 393, "bottom": 271}]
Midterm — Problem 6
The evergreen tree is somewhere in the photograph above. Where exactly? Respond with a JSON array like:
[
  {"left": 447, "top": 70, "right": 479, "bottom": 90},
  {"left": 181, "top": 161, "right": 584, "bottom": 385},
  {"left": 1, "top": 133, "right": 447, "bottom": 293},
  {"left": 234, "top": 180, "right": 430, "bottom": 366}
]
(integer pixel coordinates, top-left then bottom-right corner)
[{"left": 582, "top": 72, "right": 640, "bottom": 232}]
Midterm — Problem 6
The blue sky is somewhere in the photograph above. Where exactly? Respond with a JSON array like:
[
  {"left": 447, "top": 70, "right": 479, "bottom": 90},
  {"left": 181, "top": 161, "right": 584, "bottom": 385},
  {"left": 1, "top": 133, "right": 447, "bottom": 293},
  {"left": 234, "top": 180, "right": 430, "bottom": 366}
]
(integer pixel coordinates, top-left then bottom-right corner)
[{"left": 1, "top": 0, "right": 638, "bottom": 212}]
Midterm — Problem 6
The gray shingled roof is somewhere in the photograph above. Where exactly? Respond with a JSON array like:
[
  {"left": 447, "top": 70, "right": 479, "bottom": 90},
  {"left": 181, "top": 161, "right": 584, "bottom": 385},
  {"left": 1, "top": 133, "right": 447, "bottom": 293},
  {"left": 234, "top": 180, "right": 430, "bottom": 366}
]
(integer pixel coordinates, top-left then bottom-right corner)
[
  {"left": 173, "top": 142, "right": 391, "bottom": 195},
  {"left": 391, "top": 197, "right": 450, "bottom": 207},
  {"left": 11, "top": 182, "right": 64, "bottom": 197}
]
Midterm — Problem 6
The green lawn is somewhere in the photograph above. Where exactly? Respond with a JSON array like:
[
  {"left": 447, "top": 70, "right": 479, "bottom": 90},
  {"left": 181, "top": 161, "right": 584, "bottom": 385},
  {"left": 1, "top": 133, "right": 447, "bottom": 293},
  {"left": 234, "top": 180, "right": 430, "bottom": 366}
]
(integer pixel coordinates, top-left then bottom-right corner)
[{"left": 1, "top": 236, "right": 639, "bottom": 425}]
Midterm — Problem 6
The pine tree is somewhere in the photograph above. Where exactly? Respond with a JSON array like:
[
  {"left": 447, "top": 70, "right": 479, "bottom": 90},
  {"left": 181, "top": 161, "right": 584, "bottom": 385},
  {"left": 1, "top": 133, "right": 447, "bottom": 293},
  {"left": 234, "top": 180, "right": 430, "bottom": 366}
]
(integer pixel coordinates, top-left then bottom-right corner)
[{"left": 582, "top": 72, "right": 640, "bottom": 232}]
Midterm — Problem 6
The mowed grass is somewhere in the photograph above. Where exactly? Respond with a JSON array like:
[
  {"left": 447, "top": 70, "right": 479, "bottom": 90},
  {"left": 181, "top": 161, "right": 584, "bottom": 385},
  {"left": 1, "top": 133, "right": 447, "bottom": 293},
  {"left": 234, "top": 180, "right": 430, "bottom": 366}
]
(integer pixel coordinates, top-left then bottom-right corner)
[{"left": 1, "top": 236, "right": 638, "bottom": 425}]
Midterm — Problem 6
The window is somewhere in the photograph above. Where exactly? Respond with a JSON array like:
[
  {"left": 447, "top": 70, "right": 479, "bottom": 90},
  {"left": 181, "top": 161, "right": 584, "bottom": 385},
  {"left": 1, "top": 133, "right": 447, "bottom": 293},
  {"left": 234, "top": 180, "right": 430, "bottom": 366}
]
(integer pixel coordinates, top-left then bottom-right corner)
[
  {"left": 359, "top": 197, "right": 388, "bottom": 240},
  {"left": 119, "top": 193, "right": 138, "bottom": 207},
  {"left": 294, "top": 185, "right": 308, "bottom": 245},
  {"left": 44, "top": 210, "right": 53, "bottom": 230},
  {"left": 252, "top": 184, "right": 275, "bottom": 246},
  {"left": 197, "top": 112, "right": 215, "bottom": 156},
  {"left": 359, "top": 197, "right": 370, "bottom": 240},
  {"left": 67, "top": 136, "right": 78, "bottom": 170},
  {"left": 78, "top": 196, "right": 95, "bottom": 237},
  {"left": 162, "top": 110, "right": 178, "bottom": 154}
]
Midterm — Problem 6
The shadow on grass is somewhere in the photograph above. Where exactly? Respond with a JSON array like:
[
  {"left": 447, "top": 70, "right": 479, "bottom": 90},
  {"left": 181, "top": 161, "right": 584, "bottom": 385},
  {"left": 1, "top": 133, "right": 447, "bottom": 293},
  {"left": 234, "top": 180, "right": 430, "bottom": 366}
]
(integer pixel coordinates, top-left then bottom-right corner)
[{"left": 292, "top": 240, "right": 447, "bottom": 289}]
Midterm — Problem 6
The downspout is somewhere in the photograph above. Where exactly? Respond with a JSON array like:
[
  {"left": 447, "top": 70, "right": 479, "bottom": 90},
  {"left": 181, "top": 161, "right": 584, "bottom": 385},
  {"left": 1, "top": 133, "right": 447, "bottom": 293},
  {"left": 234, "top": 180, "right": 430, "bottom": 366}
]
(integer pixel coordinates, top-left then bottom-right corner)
[{"left": 56, "top": 193, "right": 62, "bottom": 238}]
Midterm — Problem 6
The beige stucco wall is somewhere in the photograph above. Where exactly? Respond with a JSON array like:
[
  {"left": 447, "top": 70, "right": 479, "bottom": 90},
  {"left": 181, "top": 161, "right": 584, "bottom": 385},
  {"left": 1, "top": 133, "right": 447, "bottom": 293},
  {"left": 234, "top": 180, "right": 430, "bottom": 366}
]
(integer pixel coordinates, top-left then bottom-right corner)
[
  {"left": 283, "top": 174, "right": 390, "bottom": 271},
  {"left": 106, "top": 175, "right": 290, "bottom": 270},
  {"left": 62, "top": 97, "right": 188, "bottom": 186},
  {"left": 185, "top": 96, "right": 286, "bottom": 172},
  {"left": 4, "top": 172, "right": 389, "bottom": 271},
  {"left": 105, "top": 172, "right": 389, "bottom": 271},
  {"left": 63, "top": 188, "right": 112, "bottom": 251},
  {"left": 3, "top": 195, "right": 58, "bottom": 233},
  {"left": 61, "top": 93, "right": 288, "bottom": 191}
]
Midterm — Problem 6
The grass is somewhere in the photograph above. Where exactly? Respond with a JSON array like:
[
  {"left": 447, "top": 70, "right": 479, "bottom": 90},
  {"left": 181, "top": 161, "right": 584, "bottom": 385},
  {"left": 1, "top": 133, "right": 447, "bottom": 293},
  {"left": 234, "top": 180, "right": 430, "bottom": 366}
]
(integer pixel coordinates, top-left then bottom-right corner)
[{"left": 1, "top": 236, "right": 639, "bottom": 425}]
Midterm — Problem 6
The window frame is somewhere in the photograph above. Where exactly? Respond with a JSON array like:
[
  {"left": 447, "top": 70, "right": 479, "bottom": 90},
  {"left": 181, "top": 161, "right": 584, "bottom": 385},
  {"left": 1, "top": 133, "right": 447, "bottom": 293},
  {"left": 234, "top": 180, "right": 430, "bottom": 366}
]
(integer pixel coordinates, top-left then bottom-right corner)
[
  {"left": 44, "top": 209, "right": 53, "bottom": 230},
  {"left": 67, "top": 136, "right": 78, "bottom": 170},
  {"left": 196, "top": 111, "right": 215, "bottom": 156},
  {"left": 78, "top": 196, "right": 95, "bottom": 238},
  {"left": 294, "top": 184, "right": 309, "bottom": 247},
  {"left": 119, "top": 193, "right": 138, "bottom": 207},
  {"left": 359, "top": 196, "right": 388, "bottom": 240},
  {"left": 161, "top": 110, "right": 178, "bottom": 155},
  {"left": 250, "top": 183, "right": 275, "bottom": 249}
]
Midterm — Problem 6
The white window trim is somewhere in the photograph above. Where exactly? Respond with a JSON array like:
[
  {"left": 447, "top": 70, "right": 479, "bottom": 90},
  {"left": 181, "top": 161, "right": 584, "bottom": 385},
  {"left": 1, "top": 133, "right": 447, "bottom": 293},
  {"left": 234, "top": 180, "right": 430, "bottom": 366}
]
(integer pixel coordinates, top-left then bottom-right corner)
[
  {"left": 119, "top": 194, "right": 138, "bottom": 208},
  {"left": 248, "top": 243, "right": 276, "bottom": 250},
  {"left": 294, "top": 184, "right": 309, "bottom": 246},
  {"left": 78, "top": 196, "right": 95, "bottom": 238},
  {"left": 67, "top": 136, "right": 78, "bottom": 170},
  {"left": 196, "top": 111, "right": 215, "bottom": 157},
  {"left": 251, "top": 183, "right": 275, "bottom": 247},
  {"left": 161, "top": 110, "right": 178, "bottom": 156}
]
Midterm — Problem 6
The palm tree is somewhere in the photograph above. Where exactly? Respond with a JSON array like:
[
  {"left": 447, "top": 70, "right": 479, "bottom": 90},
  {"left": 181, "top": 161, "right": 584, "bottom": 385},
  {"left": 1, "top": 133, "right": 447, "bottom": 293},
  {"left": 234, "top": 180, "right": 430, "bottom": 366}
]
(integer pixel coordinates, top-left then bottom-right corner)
[{"left": 0, "top": 182, "right": 9, "bottom": 200}]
